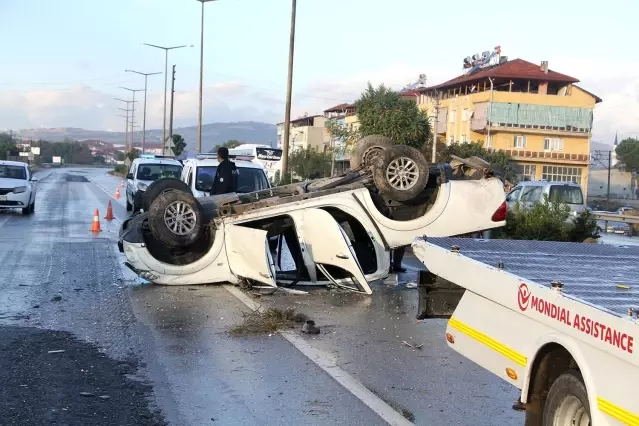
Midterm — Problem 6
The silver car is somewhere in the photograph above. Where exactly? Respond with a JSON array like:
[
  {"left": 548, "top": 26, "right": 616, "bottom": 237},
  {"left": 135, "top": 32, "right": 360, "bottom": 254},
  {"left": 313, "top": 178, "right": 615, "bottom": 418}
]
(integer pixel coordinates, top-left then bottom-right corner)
[{"left": 506, "top": 181, "right": 587, "bottom": 218}]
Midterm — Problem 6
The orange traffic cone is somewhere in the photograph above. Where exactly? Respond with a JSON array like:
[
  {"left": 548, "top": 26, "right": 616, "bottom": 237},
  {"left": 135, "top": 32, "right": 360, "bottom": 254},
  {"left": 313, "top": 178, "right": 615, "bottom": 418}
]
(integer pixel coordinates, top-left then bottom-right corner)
[
  {"left": 104, "top": 200, "right": 114, "bottom": 221},
  {"left": 90, "top": 209, "right": 102, "bottom": 232},
  {"left": 114, "top": 188, "right": 121, "bottom": 200}
]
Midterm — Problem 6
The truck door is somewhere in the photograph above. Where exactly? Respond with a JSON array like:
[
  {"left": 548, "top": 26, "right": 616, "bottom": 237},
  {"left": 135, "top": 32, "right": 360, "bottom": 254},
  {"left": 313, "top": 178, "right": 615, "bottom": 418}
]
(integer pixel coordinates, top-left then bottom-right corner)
[
  {"left": 224, "top": 224, "right": 277, "bottom": 288},
  {"left": 291, "top": 209, "right": 372, "bottom": 294}
]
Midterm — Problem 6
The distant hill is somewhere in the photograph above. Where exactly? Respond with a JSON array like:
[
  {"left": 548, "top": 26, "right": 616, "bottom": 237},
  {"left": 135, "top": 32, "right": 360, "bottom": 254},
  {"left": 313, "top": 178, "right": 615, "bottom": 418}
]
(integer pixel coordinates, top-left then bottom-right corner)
[{"left": 13, "top": 121, "right": 277, "bottom": 153}]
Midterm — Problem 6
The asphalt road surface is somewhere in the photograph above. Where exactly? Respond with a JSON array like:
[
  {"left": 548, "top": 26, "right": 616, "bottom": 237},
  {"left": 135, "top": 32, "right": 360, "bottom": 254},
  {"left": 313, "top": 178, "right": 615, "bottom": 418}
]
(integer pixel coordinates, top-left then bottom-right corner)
[{"left": 0, "top": 167, "right": 523, "bottom": 426}]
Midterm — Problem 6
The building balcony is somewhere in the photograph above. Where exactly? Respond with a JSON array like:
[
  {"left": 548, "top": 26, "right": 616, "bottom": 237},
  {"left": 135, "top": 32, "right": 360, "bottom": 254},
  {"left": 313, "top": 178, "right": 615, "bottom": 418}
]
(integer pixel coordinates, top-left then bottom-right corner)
[
  {"left": 487, "top": 147, "right": 589, "bottom": 165},
  {"left": 473, "top": 123, "right": 591, "bottom": 137}
]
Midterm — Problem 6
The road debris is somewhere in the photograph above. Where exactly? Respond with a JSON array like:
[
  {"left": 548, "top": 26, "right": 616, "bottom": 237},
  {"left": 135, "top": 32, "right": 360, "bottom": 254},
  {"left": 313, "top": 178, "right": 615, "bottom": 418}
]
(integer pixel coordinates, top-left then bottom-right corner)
[
  {"left": 79, "top": 392, "right": 94, "bottom": 397},
  {"left": 616, "top": 284, "right": 631, "bottom": 290},
  {"left": 405, "top": 281, "right": 417, "bottom": 289},
  {"left": 51, "top": 295, "right": 62, "bottom": 302},
  {"left": 301, "top": 320, "right": 320, "bottom": 334},
  {"left": 230, "top": 307, "right": 309, "bottom": 335},
  {"left": 401, "top": 341, "right": 423, "bottom": 349},
  {"left": 47, "top": 350, "right": 66, "bottom": 354}
]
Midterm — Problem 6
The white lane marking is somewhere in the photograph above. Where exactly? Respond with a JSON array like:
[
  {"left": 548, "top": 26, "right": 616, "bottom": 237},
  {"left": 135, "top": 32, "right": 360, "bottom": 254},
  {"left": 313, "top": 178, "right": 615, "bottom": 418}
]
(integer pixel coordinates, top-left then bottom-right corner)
[
  {"left": 222, "top": 284, "right": 414, "bottom": 426},
  {"left": 0, "top": 215, "right": 12, "bottom": 229}
]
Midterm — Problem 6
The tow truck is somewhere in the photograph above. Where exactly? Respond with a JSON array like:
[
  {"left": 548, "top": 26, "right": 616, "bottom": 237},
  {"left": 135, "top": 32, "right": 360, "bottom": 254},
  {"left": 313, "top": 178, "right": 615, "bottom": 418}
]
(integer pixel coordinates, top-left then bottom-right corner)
[{"left": 412, "top": 237, "right": 639, "bottom": 425}]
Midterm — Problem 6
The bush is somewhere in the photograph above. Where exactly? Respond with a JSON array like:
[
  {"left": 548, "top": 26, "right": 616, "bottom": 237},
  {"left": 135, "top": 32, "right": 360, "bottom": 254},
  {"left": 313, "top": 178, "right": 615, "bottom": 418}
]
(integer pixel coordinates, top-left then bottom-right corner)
[
  {"left": 114, "top": 164, "right": 127, "bottom": 175},
  {"left": 498, "top": 196, "right": 601, "bottom": 242}
]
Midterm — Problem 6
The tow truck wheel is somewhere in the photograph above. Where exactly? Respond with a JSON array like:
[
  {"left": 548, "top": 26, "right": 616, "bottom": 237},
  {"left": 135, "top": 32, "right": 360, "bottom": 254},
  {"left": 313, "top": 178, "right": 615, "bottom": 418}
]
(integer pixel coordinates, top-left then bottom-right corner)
[
  {"left": 148, "top": 190, "right": 202, "bottom": 248},
  {"left": 143, "top": 178, "right": 192, "bottom": 212},
  {"left": 372, "top": 145, "right": 429, "bottom": 202},
  {"left": 351, "top": 135, "right": 394, "bottom": 169},
  {"left": 543, "top": 370, "right": 591, "bottom": 426}
]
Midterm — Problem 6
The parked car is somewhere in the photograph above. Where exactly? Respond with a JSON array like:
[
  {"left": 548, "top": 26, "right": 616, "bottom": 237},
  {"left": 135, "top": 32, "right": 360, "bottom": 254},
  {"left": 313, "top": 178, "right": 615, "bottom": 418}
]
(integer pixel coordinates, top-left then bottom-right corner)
[
  {"left": 0, "top": 160, "right": 37, "bottom": 215},
  {"left": 506, "top": 180, "right": 587, "bottom": 219},
  {"left": 125, "top": 156, "right": 183, "bottom": 212},
  {"left": 118, "top": 136, "right": 507, "bottom": 293},
  {"left": 180, "top": 154, "right": 271, "bottom": 198}
]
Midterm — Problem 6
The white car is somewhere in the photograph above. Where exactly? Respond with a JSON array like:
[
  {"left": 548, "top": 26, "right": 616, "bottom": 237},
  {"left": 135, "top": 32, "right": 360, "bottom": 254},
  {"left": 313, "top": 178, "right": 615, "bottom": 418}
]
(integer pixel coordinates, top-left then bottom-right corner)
[
  {"left": 118, "top": 136, "right": 508, "bottom": 293},
  {"left": 0, "top": 160, "right": 37, "bottom": 215},
  {"left": 125, "top": 156, "right": 183, "bottom": 212},
  {"left": 180, "top": 154, "right": 271, "bottom": 197}
]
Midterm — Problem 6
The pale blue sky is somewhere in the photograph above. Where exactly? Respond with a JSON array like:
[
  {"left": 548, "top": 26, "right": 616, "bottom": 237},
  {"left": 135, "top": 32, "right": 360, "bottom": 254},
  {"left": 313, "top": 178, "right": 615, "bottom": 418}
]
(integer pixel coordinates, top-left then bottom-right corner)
[{"left": 1, "top": 0, "right": 637, "bottom": 141}]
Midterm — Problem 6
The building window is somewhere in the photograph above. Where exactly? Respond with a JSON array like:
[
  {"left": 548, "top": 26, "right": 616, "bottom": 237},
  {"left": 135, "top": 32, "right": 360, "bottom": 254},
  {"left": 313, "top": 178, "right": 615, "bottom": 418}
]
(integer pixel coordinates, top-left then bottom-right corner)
[
  {"left": 544, "top": 137, "right": 564, "bottom": 151},
  {"left": 462, "top": 108, "right": 470, "bottom": 121},
  {"left": 449, "top": 135, "right": 455, "bottom": 144},
  {"left": 513, "top": 135, "right": 527, "bottom": 149},
  {"left": 461, "top": 134, "right": 467, "bottom": 143},
  {"left": 450, "top": 110, "right": 456, "bottom": 123},
  {"left": 542, "top": 166, "right": 582, "bottom": 184},
  {"left": 518, "top": 164, "right": 536, "bottom": 181}
]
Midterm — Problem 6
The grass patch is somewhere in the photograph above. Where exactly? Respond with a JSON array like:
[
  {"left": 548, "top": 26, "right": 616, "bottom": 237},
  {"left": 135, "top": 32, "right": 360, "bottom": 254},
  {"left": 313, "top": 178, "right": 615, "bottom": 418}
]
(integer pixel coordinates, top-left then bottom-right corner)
[{"left": 229, "top": 307, "right": 309, "bottom": 335}]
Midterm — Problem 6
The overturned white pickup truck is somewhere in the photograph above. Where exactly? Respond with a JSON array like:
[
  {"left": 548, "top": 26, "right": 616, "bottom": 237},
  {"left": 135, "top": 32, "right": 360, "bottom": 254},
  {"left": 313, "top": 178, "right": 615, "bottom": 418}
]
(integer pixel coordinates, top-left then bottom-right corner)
[{"left": 118, "top": 136, "right": 507, "bottom": 293}]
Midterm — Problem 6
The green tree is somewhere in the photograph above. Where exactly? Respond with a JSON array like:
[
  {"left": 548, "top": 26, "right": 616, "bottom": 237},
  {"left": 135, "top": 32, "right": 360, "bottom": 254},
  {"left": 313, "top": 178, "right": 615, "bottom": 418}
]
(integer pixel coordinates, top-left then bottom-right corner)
[
  {"left": 354, "top": 83, "right": 431, "bottom": 148},
  {"left": 210, "top": 139, "right": 242, "bottom": 152},
  {"left": 615, "top": 138, "right": 639, "bottom": 171},
  {"left": 289, "top": 148, "right": 332, "bottom": 180},
  {"left": 0, "top": 132, "right": 18, "bottom": 160},
  {"left": 441, "top": 141, "right": 517, "bottom": 183},
  {"left": 126, "top": 148, "right": 140, "bottom": 162},
  {"left": 171, "top": 134, "right": 187, "bottom": 156}
]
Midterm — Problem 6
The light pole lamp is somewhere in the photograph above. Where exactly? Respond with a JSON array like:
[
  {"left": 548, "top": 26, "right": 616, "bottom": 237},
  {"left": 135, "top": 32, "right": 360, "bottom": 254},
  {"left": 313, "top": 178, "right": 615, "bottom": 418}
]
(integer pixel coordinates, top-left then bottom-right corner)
[
  {"left": 143, "top": 43, "right": 188, "bottom": 150},
  {"left": 196, "top": 0, "right": 217, "bottom": 154},
  {"left": 119, "top": 87, "right": 144, "bottom": 151},
  {"left": 125, "top": 70, "right": 161, "bottom": 153}
]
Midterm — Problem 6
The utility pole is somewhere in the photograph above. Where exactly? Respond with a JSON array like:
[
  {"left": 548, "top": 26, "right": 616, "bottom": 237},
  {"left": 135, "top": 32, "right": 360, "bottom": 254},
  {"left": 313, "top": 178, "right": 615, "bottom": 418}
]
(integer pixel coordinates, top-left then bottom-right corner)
[
  {"left": 115, "top": 98, "right": 137, "bottom": 150},
  {"left": 591, "top": 150, "right": 614, "bottom": 210},
  {"left": 281, "top": 0, "right": 297, "bottom": 175},
  {"left": 606, "top": 150, "right": 612, "bottom": 209},
  {"left": 125, "top": 70, "right": 161, "bottom": 153},
  {"left": 120, "top": 88, "right": 144, "bottom": 151},
  {"left": 430, "top": 90, "right": 440, "bottom": 163},
  {"left": 167, "top": 65, "right": 176, "bottom": 156}
]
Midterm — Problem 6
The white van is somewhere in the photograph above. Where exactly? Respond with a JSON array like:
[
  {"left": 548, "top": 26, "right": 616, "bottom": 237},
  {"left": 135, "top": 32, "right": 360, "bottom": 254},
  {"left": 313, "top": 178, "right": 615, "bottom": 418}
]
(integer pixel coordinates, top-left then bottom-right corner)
[
  {"left": 180, "top": 154, "right": 271, "bottom": 197},
  {"left": 506, "top": 180, "right": 587, "bottom": 217},
  {"left": 126, "top": 156, "right": 183, "bottom": 212}
]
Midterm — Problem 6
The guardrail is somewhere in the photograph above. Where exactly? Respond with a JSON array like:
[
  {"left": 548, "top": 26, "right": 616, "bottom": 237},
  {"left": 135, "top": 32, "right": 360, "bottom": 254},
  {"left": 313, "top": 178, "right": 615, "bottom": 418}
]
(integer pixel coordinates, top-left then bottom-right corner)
[{"left": 591, "top": 213, "right": 639, "bottom": 225}]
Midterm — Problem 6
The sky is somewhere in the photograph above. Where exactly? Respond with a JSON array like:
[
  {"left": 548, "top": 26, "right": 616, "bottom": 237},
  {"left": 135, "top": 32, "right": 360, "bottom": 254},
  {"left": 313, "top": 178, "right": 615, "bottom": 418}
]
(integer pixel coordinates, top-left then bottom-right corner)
[{"left": 1, "top": 0, "right": 637, "bottom": 143}]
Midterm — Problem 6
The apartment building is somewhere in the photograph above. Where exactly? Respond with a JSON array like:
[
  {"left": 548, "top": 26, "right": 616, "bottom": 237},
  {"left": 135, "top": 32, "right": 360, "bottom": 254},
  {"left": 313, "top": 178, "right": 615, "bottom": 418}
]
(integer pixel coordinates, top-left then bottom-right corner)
[
  {"left": 416, "top": 54, "right": 601, "bottom": 192},
  {"left": 276, "top": 114, "right": 327, "bottom": 153},
  {"left": 323, "top": 103, "right": 358, "bottom": 172}
]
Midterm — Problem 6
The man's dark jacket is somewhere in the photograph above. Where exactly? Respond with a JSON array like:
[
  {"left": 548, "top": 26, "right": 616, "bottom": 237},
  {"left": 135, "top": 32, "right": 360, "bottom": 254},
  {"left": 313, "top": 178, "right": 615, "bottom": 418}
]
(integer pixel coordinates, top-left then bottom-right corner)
[{"left": 213, "top": 159, "right": 238, "bottom": 194}]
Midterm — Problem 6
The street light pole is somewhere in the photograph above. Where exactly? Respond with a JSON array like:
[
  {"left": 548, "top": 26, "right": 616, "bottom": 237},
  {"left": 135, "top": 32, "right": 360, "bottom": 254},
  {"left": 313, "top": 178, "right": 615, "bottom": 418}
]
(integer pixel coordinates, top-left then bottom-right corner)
[
  {"left": 125, "top": 70, "right": 161, "bottom": 154},
  {"left": 115, "top": 98, "right": 137, "bottom": 149},
  {"left": 196, "top": 0, "right": 217, "bottom": 154},
  {"left": 281, "top": 0, "right": 297, "bottom": 176},
  {"left": 143, "top": 43, "right": 188, "bottom": 152},
  {"left": 120, "top": 88, "right": 144, "bottom": 151}
]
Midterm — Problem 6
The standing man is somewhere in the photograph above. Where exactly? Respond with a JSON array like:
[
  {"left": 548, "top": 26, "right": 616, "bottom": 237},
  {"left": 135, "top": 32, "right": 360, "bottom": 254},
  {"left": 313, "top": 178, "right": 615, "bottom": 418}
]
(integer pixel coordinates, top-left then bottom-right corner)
[{"left": 213, "top": 147, "right": 239, "bottom": 194}]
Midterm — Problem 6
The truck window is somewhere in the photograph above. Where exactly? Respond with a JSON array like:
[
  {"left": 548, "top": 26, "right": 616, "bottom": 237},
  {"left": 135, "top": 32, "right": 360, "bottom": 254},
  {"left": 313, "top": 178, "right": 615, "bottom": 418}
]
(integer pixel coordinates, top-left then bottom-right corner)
[
  {"left": 506, "top": 187, "right": 521, "bottom": 202},
  {"left": 549, "top": 185, "right": 583, "bottom": 205},
  {"left": 195, "top": 166, "right": 269, "bottom": 193},
  {"left": 520, "top": 186, "right": 543, "bottom": 203},
  {"left": 136, "top": 164, "right": 182, "bottom": 180}
]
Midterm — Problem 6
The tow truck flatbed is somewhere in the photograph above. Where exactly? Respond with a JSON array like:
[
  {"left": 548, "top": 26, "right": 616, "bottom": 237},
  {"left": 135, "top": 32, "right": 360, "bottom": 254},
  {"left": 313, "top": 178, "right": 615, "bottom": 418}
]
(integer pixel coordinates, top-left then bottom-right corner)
[
  {"left": 412, "top": 237, "right": 639, "bottom": 425},
  {"left": 426, "top": 237, "right": 639, "bottom": 317}
]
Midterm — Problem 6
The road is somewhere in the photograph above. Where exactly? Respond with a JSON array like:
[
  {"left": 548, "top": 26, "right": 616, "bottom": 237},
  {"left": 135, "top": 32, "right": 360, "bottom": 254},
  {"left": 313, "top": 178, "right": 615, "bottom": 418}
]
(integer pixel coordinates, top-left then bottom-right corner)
[{"left": 0, "top": 167, "right": 522, "bottom": 426}]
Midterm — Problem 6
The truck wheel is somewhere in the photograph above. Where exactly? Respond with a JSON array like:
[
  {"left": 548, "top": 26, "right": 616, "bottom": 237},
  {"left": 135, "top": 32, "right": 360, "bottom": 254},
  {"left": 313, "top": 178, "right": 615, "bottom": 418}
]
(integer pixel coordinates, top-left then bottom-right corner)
[
  {"left": 143, "top": 178, "right": 192, "bottom": 212},
  {"left": 373, "top": 145, "right": 429, "bottom": 202},
  {"left": 543, "top": 370, "right": 591, "bottom": 426},
  {"left": 148, "top": 190, "right": 202, "bottom": 248},
  {"left": 351, "top": 135, "right": 394, "bottom": 169}
]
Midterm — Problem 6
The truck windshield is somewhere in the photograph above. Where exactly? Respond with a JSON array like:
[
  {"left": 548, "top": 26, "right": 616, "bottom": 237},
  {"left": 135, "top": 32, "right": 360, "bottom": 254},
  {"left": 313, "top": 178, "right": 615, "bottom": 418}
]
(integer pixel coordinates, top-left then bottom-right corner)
[
  {"left": 549, "top": 186, "right": 583, "bottom": 205},
  {"left": 195, "top": 166, "right": 269, "bottom": 193},
  {"left": 0, "top": 165, "right": 27, "bottom": 180},
  {"left": 136, "top": 164, "right": 182, "bottom": 180}
]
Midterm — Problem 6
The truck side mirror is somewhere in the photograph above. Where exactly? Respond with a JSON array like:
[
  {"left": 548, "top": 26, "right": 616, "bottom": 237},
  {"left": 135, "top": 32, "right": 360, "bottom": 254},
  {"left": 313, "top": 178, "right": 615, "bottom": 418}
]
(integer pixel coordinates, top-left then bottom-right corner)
[{"left": 126, "top": 173, "right": 134, "bottom": 180}]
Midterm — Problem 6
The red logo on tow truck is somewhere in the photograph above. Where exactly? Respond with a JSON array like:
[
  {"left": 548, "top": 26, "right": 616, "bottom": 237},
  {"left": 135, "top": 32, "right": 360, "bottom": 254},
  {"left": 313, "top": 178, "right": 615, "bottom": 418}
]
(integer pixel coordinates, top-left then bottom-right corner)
[{"left": 517, "top": 283, "right": 531, "bottom": 311}]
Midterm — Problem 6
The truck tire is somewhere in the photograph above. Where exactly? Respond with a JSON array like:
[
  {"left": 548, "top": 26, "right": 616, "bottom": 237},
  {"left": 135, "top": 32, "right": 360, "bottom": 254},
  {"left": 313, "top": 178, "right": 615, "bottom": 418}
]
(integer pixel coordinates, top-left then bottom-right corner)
[
  {"left": 148, "top": 190, "right": 203, "bottom": 248},
  {"left": 143, "top": 178, "right": 192, "bottom": 212},
  {"left": 372, "top": 145, "right": 429, "bottom": 202},
  {"left": 351, "top": 135, "right": 394, "bottom": 169},
  {"left": 543, "top": 370, "right": 591, "bottom": 426}
]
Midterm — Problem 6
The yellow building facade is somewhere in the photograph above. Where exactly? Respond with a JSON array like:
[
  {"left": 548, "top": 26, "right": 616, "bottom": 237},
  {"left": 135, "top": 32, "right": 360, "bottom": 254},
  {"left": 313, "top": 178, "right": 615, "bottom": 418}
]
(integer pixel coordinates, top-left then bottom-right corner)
[{"left": 416, "top": 58, "right": 601, "bottom": 192}]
